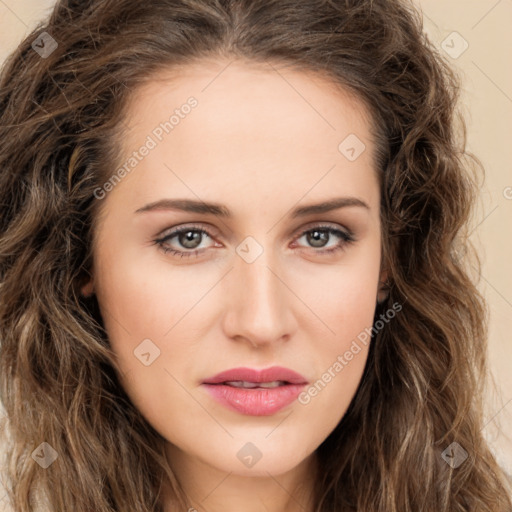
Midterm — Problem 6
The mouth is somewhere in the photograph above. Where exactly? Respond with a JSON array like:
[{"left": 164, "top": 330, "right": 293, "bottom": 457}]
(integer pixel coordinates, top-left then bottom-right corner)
[{"left": 201, "top": 366, "right": 308, "bottom": 416}]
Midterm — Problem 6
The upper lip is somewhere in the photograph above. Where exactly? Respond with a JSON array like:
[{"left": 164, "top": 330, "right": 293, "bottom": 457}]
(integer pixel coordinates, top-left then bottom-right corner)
[{"left": 202, "top": 366, "right": 308, "bottom": 385}]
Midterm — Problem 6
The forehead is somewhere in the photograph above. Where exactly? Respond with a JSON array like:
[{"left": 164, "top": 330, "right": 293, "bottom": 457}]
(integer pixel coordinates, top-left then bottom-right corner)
[
  {"left": 109, "top": 59, "right": 379, "bottom": 212},
  {"left": 121, "top": 58, "right": 376, "bottom": 154}
]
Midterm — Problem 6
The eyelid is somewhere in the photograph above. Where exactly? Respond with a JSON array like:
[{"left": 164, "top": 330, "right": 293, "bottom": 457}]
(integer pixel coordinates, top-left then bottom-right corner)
[
  {"left": 156, "top": 222, "right": 220, "bottom": 240},
  {"left": 292, "top": 220, "right": 353, "bottom": 238}
]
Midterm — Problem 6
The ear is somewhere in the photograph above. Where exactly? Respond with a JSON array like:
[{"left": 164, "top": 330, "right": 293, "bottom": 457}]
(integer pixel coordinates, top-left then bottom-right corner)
[
  {"left": 377, "top": 268, "right": 389, "bottom": 304},
  {"left": 78, "top": 271, "right": 95, "bottom": 297}
]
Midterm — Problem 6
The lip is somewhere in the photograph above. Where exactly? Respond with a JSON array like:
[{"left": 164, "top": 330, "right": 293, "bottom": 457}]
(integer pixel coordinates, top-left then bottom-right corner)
[
  {"left": 201, "top": 366, "right": 308, "bottom": 416},
  {"left": 202, "top": 366, "right": 308, "bottom": 385}
]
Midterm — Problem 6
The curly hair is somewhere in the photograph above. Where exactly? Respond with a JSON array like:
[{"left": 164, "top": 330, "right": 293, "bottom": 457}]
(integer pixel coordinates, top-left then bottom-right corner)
[{"left": 0, "top": 0, "right": 510, "bottom": 510}]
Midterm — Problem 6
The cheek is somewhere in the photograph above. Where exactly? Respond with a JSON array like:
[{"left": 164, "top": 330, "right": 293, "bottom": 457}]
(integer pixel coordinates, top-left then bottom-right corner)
[
  {"left": 294, "top": 242, "right": 381, "bottom": 345},
  {"left": 92, "top": 244, "right": 222, "bottom": 409},
  {"left": 311, "top": 273, "right": 377, "bottom": 338},
  {"left": 294, "top": 285, "right": 375, "bottom": 442},
  {"left": 93, "top": 243, "right": 206, "bottom": 340},
  {"left": 291, "top": 246, "right": 380, "bottom": 414}
]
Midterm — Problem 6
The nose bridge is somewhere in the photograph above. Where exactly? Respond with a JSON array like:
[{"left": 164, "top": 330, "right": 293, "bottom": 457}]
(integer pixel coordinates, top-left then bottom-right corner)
[{"left": 222, "top": 243, "right": 294, "bottom": 345}]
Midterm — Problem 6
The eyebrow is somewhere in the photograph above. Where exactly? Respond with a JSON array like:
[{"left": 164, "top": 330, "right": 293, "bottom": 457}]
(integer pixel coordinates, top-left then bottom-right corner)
[{"left": 134, "top": 197, "right": 369, "bottom": 217}]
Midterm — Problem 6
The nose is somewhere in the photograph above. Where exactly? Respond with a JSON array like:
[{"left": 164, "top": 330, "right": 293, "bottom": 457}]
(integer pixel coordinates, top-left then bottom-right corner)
[{"left": 221, "top": 248, "right": 298, "bottom": 349}]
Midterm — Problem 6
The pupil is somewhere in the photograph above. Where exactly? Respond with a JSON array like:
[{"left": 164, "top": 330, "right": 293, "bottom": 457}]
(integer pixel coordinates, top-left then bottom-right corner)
[
  {"left": 308, "top": 230, "right": 328, "bottom": 248},
  {"left": 180, "top": 231, "right": 201, "bottom": 249}
]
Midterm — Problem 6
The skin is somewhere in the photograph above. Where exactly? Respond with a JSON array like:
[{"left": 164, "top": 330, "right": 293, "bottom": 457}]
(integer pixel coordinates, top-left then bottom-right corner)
[{"left": 82, "top": 59, "right": 387, "bottom": 512}]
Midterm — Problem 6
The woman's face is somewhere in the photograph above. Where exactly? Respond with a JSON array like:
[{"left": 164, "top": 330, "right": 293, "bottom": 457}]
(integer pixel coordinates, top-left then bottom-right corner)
[{"left": 85, "top": 59, "right": 385, "bottom": 478}]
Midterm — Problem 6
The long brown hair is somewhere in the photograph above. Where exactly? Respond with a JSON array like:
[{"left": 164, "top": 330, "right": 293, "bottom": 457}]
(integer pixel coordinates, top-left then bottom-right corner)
[{"left": 1, "top": 0, "right": 510, "bottom": 510}]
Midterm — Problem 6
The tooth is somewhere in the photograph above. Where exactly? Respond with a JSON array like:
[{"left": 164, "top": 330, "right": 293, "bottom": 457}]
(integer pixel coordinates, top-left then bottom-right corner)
[
  {"left": 224, "top": 381, "right": 258, "bottom": 388},
  {"left": 258, "top": 381, "right": 283, "bottom": 388},
  {"left": 224, "top": 380, "right": 286, "bottom": 389}
]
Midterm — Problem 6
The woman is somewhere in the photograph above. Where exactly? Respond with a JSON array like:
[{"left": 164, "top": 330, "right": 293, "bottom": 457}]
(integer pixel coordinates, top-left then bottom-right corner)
[{"left": 0, "top": 0, "right": 510, "bottom": 510}]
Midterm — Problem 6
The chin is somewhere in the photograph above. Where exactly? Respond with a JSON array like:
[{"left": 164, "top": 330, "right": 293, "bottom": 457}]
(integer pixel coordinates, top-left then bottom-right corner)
[{"left": 204, "top": 444, "right": 311, "bottom": 478}]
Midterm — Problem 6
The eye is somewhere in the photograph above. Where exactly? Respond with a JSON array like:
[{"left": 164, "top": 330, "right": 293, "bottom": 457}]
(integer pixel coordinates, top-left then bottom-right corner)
[
  {"left": 154, "top": 224, "right": 218, "bottom": 259},
  {"left": 292, "top": 224, "right": 355, "bottom": 255},
  {"left": 153, "top": 223, "right": 355, "bottom": 258}
]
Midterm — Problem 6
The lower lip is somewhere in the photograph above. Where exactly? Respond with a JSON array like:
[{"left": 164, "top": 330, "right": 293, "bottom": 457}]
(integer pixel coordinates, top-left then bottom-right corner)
[{"left": 202, "top": 383, "right": 306, "bottom": 416}]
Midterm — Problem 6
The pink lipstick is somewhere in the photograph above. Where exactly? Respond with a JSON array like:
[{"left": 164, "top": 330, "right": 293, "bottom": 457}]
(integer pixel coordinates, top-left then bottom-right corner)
[{"left": 201, "top": 366, "right": 308, "bottom": 416}]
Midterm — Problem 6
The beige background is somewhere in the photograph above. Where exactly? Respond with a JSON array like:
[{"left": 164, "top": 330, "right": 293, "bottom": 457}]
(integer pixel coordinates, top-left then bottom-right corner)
[{"left": 0, "top": 0, "right": 511, "bottom": 498}]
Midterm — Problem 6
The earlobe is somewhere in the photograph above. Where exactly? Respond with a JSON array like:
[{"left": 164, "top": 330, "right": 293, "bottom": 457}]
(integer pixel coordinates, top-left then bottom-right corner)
[
  {"left": 377, "top": 269, "right": 390, "bottom": 304},
  {"left": 79, "top": 275, "right": 95, "bottom": 297}
]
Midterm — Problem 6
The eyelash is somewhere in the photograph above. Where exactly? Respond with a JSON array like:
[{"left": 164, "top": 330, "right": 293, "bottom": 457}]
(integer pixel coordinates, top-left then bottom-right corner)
[{"left": 153, "top": 223, "right": 355, "bottom": 259}]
